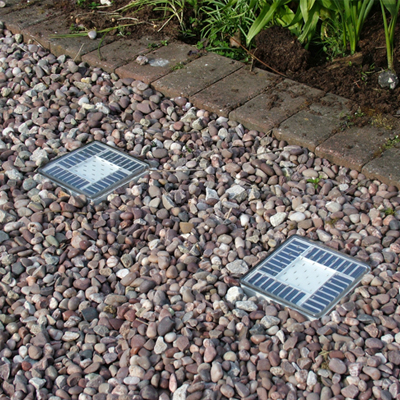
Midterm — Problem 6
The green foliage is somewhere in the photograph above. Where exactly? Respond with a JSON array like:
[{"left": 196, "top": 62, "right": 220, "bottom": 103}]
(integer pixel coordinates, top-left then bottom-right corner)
[
  {"left": 332, "top": 0, "right": 374, "bottom": 54},
  {"left": 384, "top": 207, "right": 395, "bottom": 215},
  {"left": 171, "top": 61, "right": 185, "bottom": 70},
  {"left": 205, "top": 39, "right": 248, "bottom": 60},
  {"left": 77, "top": 0, "right": 99, "bottom": 9},
  {"left": 288, "top": 0, "right": 338, "bottom": 48},
  {"left": 69, "top": 24, "right": 85, "bottom": 33},
  {"left": 360, "top": 64, "right": 375, "bottom": 81},
  {"left": 306, "top": 177, "right": 321, "bottom": 189},
  {"left": 118, "top": 0, "right": 200, "bottom": 32},
  {"left": 380, "top": 0, "right": 400, "bottom": 71},
  {"left": 340, "top": 108, "right": 365, "bottom": 129},
  {"left": 246, "top": 0, "right": 340, "bottom": 49},
  {"left": 200, "top": 0, "right": 259, "bottom": 56},
  {"left": 117, "top": 25, "right": 132, "bottom": 37},
  {"left": 320, "top": 21, "right": 347, "bottom": 60},
  {"left": 147, "top": 40, "right": 169, "bottom": 49},
  {"left": 381, "top": 134, "right": 400, "bottom": 151}
]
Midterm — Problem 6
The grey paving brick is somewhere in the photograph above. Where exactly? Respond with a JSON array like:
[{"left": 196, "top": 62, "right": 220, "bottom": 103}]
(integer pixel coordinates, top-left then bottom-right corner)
[
  {"left": 309, "top": 93, "right": 354, "bottom": 119},
  {"left": 273, "top": 110, "right": 343, "bottom": 152},
  {"left": 362, "top": 147, "right": 400, "bottom": 189},
  {"left": 22, "top": 18, "right": 115, "bottom": 61},
  {"left": 2, "top": 0, "right": 61, "bottom": 34},
  {"left": 229, "top": 79, "right": 324, "bottom": 133},
  {"left": 189, "top": 67, "right": 279, "bottom": 117},
  {"left": 82, "top": 37, "right": 157, "bottom": 73},
  {"left": 152, "top": 52, "right": 242, "bottom": 98},
  {"left": 315, "top": 125, "right": 393, "bottom": 171},
  {"left": 115, "top": 42, "right": 196, "bottom": 84}
]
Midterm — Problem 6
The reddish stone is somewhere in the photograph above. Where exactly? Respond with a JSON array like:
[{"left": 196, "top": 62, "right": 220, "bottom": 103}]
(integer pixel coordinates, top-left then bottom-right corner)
[
  {"left": 109, "top": 318, "right": 124, "bottom": 330},
  {"left": 131, "top": 335, "right": 146, "bottom": 354},
  {"left": 21, "top": 361, "right": 31, "bottom": 371},
  {"left": 124, "top": 309, "right": 136, "bottom": 322}
]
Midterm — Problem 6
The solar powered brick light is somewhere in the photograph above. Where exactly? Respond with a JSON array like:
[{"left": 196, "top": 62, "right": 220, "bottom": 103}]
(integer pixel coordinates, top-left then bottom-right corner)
[
  {"left": 241, "top": 235, "right": 370, "bottom": 320},
  {"left": 39, "top": 142, "right": 149, "bottom": 203}
]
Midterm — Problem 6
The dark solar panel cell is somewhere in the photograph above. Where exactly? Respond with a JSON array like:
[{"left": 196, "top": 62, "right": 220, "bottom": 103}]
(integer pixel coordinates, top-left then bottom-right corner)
[
  {"left": 318, "top": 253, "right": 333, "bottom": 265},
  {"left": 260, "top": 278, "right": 274, "bottom": 290},
  {"left": 279, "top": 286, "right": 293, "bottom": 299},
  {"left": 350, "top": 266, "right": 365, "bottom": 278},
  {"left": 268, "top": 281, "right": 281, "bottom": 294},
  {"left": 248, "top": 272, "right": 262, "bottom": 285},
  {"left": 283, "top": 288, "right": 299, "bottom": 301},
  {"left": 310, "top": 293, "right": 331, "bottom": 306},
  {"left": 271, "top": 284, "right": 287, "bottom": 296},
  {"left": 292, "top": 292, "right": 306, "bottom": 304},
  {"left": 330, "top": 258, "right": 346, "bottom": 270}
]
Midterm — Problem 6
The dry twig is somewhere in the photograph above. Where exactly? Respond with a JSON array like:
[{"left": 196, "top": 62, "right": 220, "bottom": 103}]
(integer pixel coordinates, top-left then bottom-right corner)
[{"left": 229, "top": 35, "right": 287, "bottom": 78}]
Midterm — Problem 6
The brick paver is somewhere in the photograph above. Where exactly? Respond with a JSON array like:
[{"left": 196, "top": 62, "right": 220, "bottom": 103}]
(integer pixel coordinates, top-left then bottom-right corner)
[
  {"left": 2, "top": 0, "right": 63, "bottom": 34},
  {"left": 273, "top": 110, "right": 343, "bottom": 152},
  {"left": 22, "top": 17, "right": 115, "bottom": 62},
  {"left": 362, "top": 147, "right": 400, "bottom": 187},
  {"left": 116, "top": 42, "right": 195, "bottom": 84},
  {"left": 309, "top": 93, "right": 354, "bottom": 119},
  {"left": 189, "top": 67, "right": 279, "bottom": 117},
  {"left": 274, "top": 93, "right": 355, "bottom": 152},
  {"left": 152, "top": 52, "right": 243, "bottom": 98},
  {"left": 229, "top": 80, "right": 324, "bottom": 133},
  {"left": 315, "top": 125, "right": 393, "bottom": 171},
  {"left": 82, "top": 37, "right": 157, "bottom": 73},
  {"left": 0, "top": 0, "right": 21, "bottom": 15}
]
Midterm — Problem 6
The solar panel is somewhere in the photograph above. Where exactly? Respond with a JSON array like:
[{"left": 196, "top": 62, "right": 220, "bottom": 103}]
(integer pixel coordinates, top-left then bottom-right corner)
[
  {"left": 241, "top": 235, "right": 370, "bottom": 320},
  {"left": 39, "top": 142, "right": 149, "bottom": 203}
]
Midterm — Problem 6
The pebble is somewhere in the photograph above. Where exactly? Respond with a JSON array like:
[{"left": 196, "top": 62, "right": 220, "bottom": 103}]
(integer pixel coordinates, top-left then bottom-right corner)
[
  {"left": 154, "top": 337, "right": 168, "bottom": 354},
  {"left": 329, "top": 358, "right": 347, "bottom": 374},
  {"left": 226, "top": 287, "right": 244, "bottom": 303},
  {"left": 226, "top": 260, "right": 249, "bottom": 275},
  {"left": 88, "top": 30, "right": 97, "bottom": 39},
  {"left": 270, "top": 212, "right": 287, "bottom": 226}
]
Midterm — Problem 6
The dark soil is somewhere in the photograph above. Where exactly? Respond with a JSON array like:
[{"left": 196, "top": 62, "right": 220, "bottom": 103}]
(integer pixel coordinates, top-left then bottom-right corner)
[{"left": 49, "top": 1, "right": 400, "bottom": 117}]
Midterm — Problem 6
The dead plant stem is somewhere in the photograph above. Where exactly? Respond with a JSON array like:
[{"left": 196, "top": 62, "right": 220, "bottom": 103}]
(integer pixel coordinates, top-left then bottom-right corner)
[{"left": 228, "top": 35, "right": 287, "bottom": 78}]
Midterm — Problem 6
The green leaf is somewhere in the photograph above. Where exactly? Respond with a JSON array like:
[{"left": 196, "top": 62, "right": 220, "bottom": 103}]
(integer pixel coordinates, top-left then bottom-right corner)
[
  {"left": 298, "top": 7, "right": 320, "bottom": 46},
  {"left": 381, "top": 0, "right": 400, "bottom": 16},
  {"left": 320, "top": 0, "right": 338, "bottom": 11},
  {"left": 299, "top": 0, "right": 311, "bottom": 22},
  {"left": 285, "top": 4, "right": 304, "bottom": 29}
]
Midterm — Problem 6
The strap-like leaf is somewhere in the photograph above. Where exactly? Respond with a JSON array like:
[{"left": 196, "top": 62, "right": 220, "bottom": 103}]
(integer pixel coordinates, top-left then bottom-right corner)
[
  {"left": 381, "top": 0, "right": 399, "bottom": 16},
  {"left": 298, "top": 7, "right": 320, "bottom": 46}
]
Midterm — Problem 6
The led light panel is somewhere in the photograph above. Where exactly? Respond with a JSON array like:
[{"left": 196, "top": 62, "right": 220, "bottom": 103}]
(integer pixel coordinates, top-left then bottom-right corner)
[
  {"left": 39, "top": 142, "right": 149, "bottom": 203},
  {"left": 241, "top": 235, "right": 370, "bottom": 320}
]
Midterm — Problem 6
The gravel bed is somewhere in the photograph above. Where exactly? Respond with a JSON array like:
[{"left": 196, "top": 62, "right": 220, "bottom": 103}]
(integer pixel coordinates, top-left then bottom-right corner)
[{"left": 1, "top": 24, "right": 400, "bottom": 400}]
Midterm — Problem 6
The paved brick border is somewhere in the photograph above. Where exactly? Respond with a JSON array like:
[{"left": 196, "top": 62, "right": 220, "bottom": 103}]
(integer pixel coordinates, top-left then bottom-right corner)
[
  {"left": 116, "top": 43, "right": 197, "bottom": 85},
  {"left": 1, "top": 2, "right": 400, "bottom": 187}
]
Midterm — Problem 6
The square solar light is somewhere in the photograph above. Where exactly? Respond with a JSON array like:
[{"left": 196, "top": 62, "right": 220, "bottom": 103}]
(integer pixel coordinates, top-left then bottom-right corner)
[
  {"left": 39, "top": 142, "right": 149, "bottom": 203},
  {"left": 241, "top": 235, "right": 370, "bottom": 320}
]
